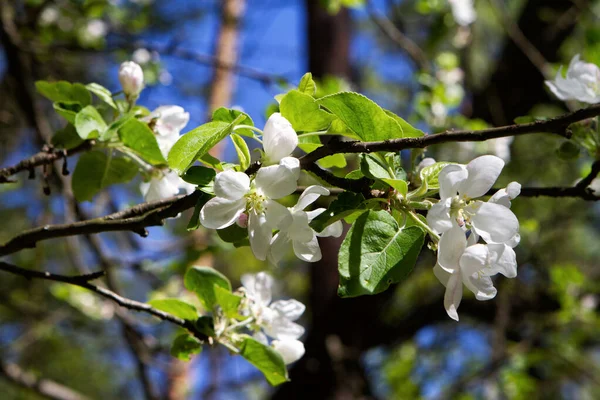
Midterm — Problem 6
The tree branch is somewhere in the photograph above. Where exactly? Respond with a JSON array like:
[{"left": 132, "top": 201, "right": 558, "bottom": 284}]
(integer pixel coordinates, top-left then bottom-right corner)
[
  {"left": 299, "top": 103, "right": 600, "bottom": 165},
  {"left": 0, "top": 360, "right": 91, "bottom": 400},
  {"left": 0, "top": 261, "right": 207, "bottom": 341},
  {"left": 365, "top": 0, "right": 429, "bottom": 71},
  {"left": 0, "top": 142, "right": 93, "bottom": 184},
  {"left": 0, "top": 191, "right": 203, "bottom": 257}
]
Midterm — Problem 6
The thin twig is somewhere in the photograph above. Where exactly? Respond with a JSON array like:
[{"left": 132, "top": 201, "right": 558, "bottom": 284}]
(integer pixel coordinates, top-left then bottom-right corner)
[
  {"left": 0, "top": 261, "right": 207, "bottom": 341},
  {"left": 365, "top": 0, "right": 429, "bottom": 71},
  {"left": 0, "top": 360, "right": 91, "bottom": 400},
  {"left": 300, "top": 103, "right": 600, "bottom": 165}
]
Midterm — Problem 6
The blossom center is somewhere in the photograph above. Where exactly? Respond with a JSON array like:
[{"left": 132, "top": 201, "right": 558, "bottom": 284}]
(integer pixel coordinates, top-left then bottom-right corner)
[{"left": 245, "top": 190, "right": 267, "bottom": 214}]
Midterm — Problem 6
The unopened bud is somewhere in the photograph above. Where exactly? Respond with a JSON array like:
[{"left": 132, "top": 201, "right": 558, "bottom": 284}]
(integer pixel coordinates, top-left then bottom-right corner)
[
  {"left": 236, "top": 213, "right": 249, "bottom": 228},
  {"left": 118, "top": 61, "right": 144, "bottom": 98}
]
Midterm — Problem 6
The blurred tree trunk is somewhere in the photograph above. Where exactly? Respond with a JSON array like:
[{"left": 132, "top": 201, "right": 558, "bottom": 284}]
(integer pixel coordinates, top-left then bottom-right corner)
[
  {"left": 274, "top": 3, "right": 380, "bottom": 399},
  {"left": 471, "top": 0, "right": 589, "bottom": 124}
]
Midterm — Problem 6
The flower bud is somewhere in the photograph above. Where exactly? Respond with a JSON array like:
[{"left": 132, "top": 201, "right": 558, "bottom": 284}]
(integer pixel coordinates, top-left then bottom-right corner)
[
  {"left": 236, "top": 213, "right": 249, "bottom": 228},
  {"left": 118, "top": 61, "right": 144, "bottom": 98}
]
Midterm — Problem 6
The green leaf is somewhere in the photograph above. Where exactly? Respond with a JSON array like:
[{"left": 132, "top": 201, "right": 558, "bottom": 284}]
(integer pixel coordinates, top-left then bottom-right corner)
[
  {"left": 36, "top": 81, "right": 91, "bottom": 106},
  {"left": 170, "top": 333, "right": 203, "bottom": 361},
  {"left": 148, "top": 299, "right": 199, "bottom": 321},
  {"left": 298, "top": 72, "right": 317, "bottom": 96},
  {"left": 231, "top": 133, "right": 251, "bottom": 171},
  {"left": 239, "top": 337, "right": 289, "bottom": 386},
  {"left": 338, "top": 210, "right": 425, "bottom": 297},
  {"left": 383, "top": 110, "right": 424, "bottom": 138},
  {"left": 182, "top": 166, "right": 216, "bottom": 187},
  {"left": 360, "top": 154, "right": 393, "bottom": 180},
  {"left": 419, "top": 161, "right": 454, "bottom": 190},
  {"left": 168, "top": 115, "right": 245, "bottom": 174},
  {"left": 318, "top": 153, "right": 347, "bottom": 169},
  {"left": 318, "top": 92, "right": 421, "bottom": 141},
  {"left": 199, "top": 153, "right": 224, "bottom": 171},
  {"left": 118, "top": 118, "right": 167, "bottom": 165},
  {"left": 557, "top": 141, "right": 580, "bottom": 160},
  {"left": 310, "top": 191, "right": 365, "bottom": 232},
  {"left": 187, "top": 192, "right": 211, "bottom": 231},
  {"left": 381, "top": 179, "right": 408, "bottom": 197},
  {"left": 184, "top": 266, "right": 232, "bottom": 311},
  {"left": 280, "top": 90, "right": 335, "bottom": 132},
  {"left": 217, "top": 224, "right": 248, "bottom": 243},
  {"left": 53, "top": 102, "right": 81, "bottom": 123},
  {"left": 51, "top": 124, "right": 84, "bottom": 150},
  {"left": 212, "top": 107, "right": 253, "bottom": 137},
  {"left": 71, "top": 151, "right": 139, "bottom": 201},
  {"left": 214, "top": 285, "right": 244, "bottom": 319},
  {"left": 297, "top": 135, "right": 322, "bottom": 153},
  {"left": 86, "top": 83, "right": 118, "bottom": 109},
  {"left": 74, "top": 105, "right": 107, "bottom": 139}
]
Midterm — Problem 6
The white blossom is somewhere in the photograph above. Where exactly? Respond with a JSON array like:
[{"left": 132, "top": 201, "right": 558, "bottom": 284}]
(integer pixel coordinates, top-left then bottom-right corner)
[
  {"left": 262, "top": 113, "right": 298, "bottom": 165},
  {"left": 427, "top": 155, "right": 519, "bottom": 244},
  {"left": 269, "top": 185, "right": 343, "bottom": 264},
  {"left": 272, "top": 339, "right": 305, "bottom": 365},
  {"left": 143, "top": 106, "right": 190, "bottom": 158},
  {"left": 545, "top": 55, "right": 600, "bottom": 104},
  {"left": 433, "top": 224, "right": 517, "bottom": 321},
  {"left": 448, "top": 0, "right": 476, "bottom": 26},
  {"left": 199, "top": 160, "right": 300, "bottom": 260},
  {"left": 118, "top": 61, "right": 144, "bottom": 98},
  {"left": 140, "top": 170, "right": 194, "bottom": 202},
  {"left": 241, "top": 272, "right": 306, "bottom": 341}
]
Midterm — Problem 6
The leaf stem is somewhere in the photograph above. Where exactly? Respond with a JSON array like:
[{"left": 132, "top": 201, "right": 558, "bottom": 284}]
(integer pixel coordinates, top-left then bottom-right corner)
[{"left": 406, "top": 211, "right": 439, "bottom": 242}]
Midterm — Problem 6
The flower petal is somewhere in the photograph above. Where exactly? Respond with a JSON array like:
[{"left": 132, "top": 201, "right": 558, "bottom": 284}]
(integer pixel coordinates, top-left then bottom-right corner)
[
  {"left": 264, "top": 199, "right": 292, "bottom": 230},
  {"left": 294, "top": 185, "right": 329, "bottom": 212},
  {"left": 439, "top": 164, "right": 468, "bottom": 199},
  {"left": 427, "top": 198, "right": 453, "bottom": 234},
  {"left": 292, "top": 235, "right": 322, "bottom": 263},
  {"left": 306, "top": 208, "right": 326, "bottom": 222},
  {"left": 433, "top": 263, "right": 451, "bottom": 287},
  {"left": 214, "top": 170, "right": 250, "bottom": 200},
  {"left": 264, "top": 317, "right": 305, "bottom": 340},
  {"left": 438, "top": 224, "right": 467, "bottom": 273},
  {"left": 463, "top": 272, "right": 497, "bottom": 301},
  {"left": 470, "top": 201, "right": 519, "bottom": 244},
  {"left": 317, "top": 220, "right": 343, "bottom": 238},
  {"left": 272, "top": 339, "right": 305, "bottom": 365},
  {"left": 255, "top": 164, "right": 298, "bottom": 199},
  {"left": 270, "top": 299, "right": 305, "bottom": 321},
  {"left": 248, "top": 211, "right": 273, "bottom": 261},
  {"left": 262, "top": 113, "right": 298, "bottom": 163},
  {"left": 199, "top": 197, "right": 246, "bottom": 229},
  {"left": 280, "top": 156, "right": 301, "bottom": 180},
  {"left": 459, "top": 155, "right": 504, "bottom": 198},
  {"left": 286, "top": 211, "right": 314, "bottom": 243},
  {"left": 486, "top": 243, "right": 517, "bottom": 278},
  {"left": 444, "top": 271, "right": 463, "bottom": 321},
  {"left": 268, "top": 232, "right": 291, "bottom": 265},
  {"left": 459, "top": 243, "right": 489, "bottom": 276},
  {"left": 253, "top": 331, "right": 269, "bottom": 345},
  {"left": 252, "top": 271, "right": 274, "bottom": 306}
]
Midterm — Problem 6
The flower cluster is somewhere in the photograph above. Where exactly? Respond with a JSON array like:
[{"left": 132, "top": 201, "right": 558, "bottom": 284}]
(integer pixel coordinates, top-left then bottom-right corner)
[
  {"left": 117, "top": 61, "right": 195, "bottom": 203},
  {"left": 545, "top": 54, "right": 600, "bottom": 104},
  {"left": 427, "top": 155, "right": 521, "bottom": 321},
  {"left": 200, "top": 113, "right": 342, "bottom": 263},
  {"left": 140, "top": 105, "right": 194, "bottom": 202},
  {"left": 239, "top": 272, "right": 306, "bottom": 364}
]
